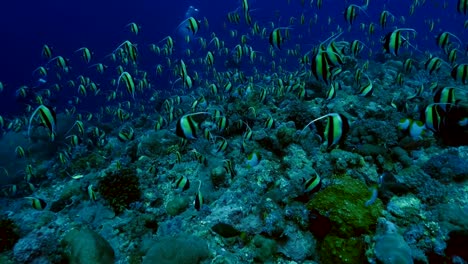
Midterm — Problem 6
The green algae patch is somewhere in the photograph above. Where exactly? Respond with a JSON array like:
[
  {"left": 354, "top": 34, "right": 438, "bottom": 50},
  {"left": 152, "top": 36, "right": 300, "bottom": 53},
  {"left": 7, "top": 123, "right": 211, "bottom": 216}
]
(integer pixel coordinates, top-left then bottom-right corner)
[
  {"left": 307, "top": 176, "right": 383, "bottom": 238},
  {"left": 320, "top": 235, "right": 366, "bottom": 264}
]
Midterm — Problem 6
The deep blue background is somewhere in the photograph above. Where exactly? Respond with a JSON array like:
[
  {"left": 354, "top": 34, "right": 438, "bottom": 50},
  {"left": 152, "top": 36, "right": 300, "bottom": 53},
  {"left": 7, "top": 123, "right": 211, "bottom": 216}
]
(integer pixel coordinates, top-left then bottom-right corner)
[{"left": 0, "top": 0, "right": 466, "bottom": 116}]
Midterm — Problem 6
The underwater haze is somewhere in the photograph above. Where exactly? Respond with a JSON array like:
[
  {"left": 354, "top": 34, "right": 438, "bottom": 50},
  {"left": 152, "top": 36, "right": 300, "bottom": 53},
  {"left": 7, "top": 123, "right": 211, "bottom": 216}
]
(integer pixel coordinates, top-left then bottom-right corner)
[{"left": 0, "top": 0, "right": 467, "bottom": 263}]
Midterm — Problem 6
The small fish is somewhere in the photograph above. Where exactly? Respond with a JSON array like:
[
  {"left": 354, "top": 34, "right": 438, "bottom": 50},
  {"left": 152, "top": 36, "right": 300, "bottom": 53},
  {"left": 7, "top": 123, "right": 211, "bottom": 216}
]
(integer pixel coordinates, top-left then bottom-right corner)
[
  {"left": 403, "top": 58, "right": 413, "bottom": 73},
  {"left": 176, "top": 17, "right": 200, "bottom": 35},
  {"left": 50, "top": 55, "right": 70, "bottom": 72},
  {"left": 409, "top": 120, "right": 425, "bottom": 140},
  {"left": 382, "top": 28, "right": 416, "bottom": 56},
  {"left": 183, "top": 75, "right": 193, "bottom": 89},
  {"left": 174, "top": 151, "right": 182, "bottom": 163},
  {"left": 433, "top": 87, "right": 458, "bottom": 111},
  {"left": 224, "top": 81, "right": 233, "bottom": 93},
  {"left": 15, "top": 146, "right": 26, "bottom": 158},
  {"left": 311, "top": 46, "right": 341, "bottom": 85},
  {"left": 216, "top": 116, "right": 228, "bottom": 132},
  {"left": 243, "top": 125, "right": 253, "bottom": 141},
  {"left": 205, "top": 51, "right": 214, "bottom": 66},
  {"left": 118, "top": 127, "right": 135, "bottom": 142},
  {"left": 350, "top": 40, "right": 365, "bottom": 57},
  {"left": 87, "top": 184, "right": 97, "bottom": 201},
  {"left": 116, "top": 108, "right": 130, "bottom": 122},
  {"left": 126, "top": 22, "right": 140, "bottom": 35},
  {"left": 379, "top": 10, "right": 394, "bottom": 29},
  {"left": 28, "top": 105, "right": 57, "bottom": 141},
  {"left": 451, "top": 64, "right": 468, "bottom": 84},
  {"left": 459, "top": 117, "right": 468, "bottom": 127},
  {"left": 28, "top": 183, "right": 36, "bottom": 192},
  {"left": 59, "top": 152, "right": 69, "bottom": 165},
  {"left": 194, "top": 181, "right": 203, "bottom": 211},
  {"left": 77, "top": 84, "right": 87, "bottom": 96},
  {"left": 424, "top": 56, "right": 443, "bottom": 75},
  {"left": 33, "top": 66, "right": 48, "bottom": 78},
  {"left": 175, "top": 112, "right": 208, "bottom": 139},
  {"left": 70, "top": 174, "right": 84, "bottom": 180},
  {"left": 269, "top": 27, "right": 291, "bottom": 49},
  {"left": 302, "top": 172, "right": 322, "bottom": 194},
  {"left": 344, "top": 4, "right": 367, "bottom": 25},
  {"left": 302, "top": 113, "right": 350, "bottom": 148},
  {"left": 264, "top": 116, "right": 275, "bottom": 129},
  {"left": 175, "top": 175, "right": 190, "bottom": 191},
  {"left": 457, "top": 0, "right": 468, "bottom": 15},
  {"left": 75, "top": 47, "right": 92, "bottom": 63},
  {"left": 25, "top": 164, "right": 34, "bottom": 182},
  {"left": 406, "top": 85, "right": 424, "bottom": 101},
  {"left": 447, "top": 49, "right": 458, "bottom": 64},
  {"left": 246, "top": 151, "right": 261, "bottom": 167},
  {"left": 191, "top": 149, "right": 207, "bottom": 166},
  {"left": 326, "top": 82, "right": 338, "bottom": 100},
  {"left": 398, "top": 118, "right": 412, "bottom": 131},
  {"left": 259, "top": 87, "right": 267, "bottom": 103},
  {"left": 215, "top": 137, "right": 228, "bottom": 153},
  {"left": 117, "top": 72, "right": 136, "bottom": 99},
  {"left": 25, "top": 197, "right": 47, "bottom": 210},
  {"left": 398, "top": 118, "right": 425, "bottom": 140},
  {"left": 187, "top": 17, "right": 200, "bottom": 34},
  {"left": 42, "top": 44, "right": 52, "bottom": 59},
  {"left": 396, "top": 73, "right": 404, "bottom": 87},
  {"left": 223, "top": 159, "right": 236, "bottom": 177},
  {"left": 67, "top": 134, "right": 81, "bottom": 147},
  {"left": 357, "top": 74, "right": 373, "bottom": 97},
  {"left": 69, "top": 120, "right": 85, "bottom": 136},
  {"left": 423, "top": 104, "right": 445, "bottom": 132},
  {"left": 436, "top": 32, "right": 461, "bottom": 52}
]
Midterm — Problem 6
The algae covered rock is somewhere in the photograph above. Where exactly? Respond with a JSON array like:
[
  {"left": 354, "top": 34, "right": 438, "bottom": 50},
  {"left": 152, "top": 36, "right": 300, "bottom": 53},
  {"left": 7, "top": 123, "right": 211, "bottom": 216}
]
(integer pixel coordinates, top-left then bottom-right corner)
[
  {"left": 374, "top": 220, "right": 413, "bottom": 264},
  {"left": 375, "top": 233, "right": 413, "bottom": 264},
  {"left": 320, "top": 235, "right": 365, "bottom": 264},
  {"left": 278, "top": 225, "right": 317, "bottom": 262},
  {"left": 210, "top": 166, "right": 228, "bottom": 188},
  {"left": 142, "top": 235, "right": 209, "bottom": 264},
  {"left": 61, "top": 228, "right": 115, "bottom": 264},
  {"left": 165, "top": 196, "right": 189, "bottom": 216},
  {"left": 387, "top": 195, "right": 422, "bottom": 223},
  {"left": 252, "top": 235, "right": 277, "bottom": 262},
  {"left": 422, "top": 152, "right": 468, "bottom": 183},
  {"left": 307, "top": 176, "right": 383, "bottom": 238}
]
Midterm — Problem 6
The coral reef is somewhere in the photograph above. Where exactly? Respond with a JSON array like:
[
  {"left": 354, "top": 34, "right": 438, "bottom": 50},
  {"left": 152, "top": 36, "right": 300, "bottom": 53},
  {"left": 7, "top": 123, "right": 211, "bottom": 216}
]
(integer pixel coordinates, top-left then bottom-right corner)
[{"left": 98, "top": 167, "right": 141, "bottom": 214}]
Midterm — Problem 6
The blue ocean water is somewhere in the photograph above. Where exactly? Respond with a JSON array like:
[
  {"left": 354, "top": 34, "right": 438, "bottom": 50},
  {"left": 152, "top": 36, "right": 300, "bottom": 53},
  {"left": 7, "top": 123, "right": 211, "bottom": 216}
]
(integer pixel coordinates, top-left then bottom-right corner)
[
  {"left": 1, "top": 0, "right": 465, "bottom": 114},
  {"left": 0, "top": 0, "right": 467, "bottom": 263}
]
